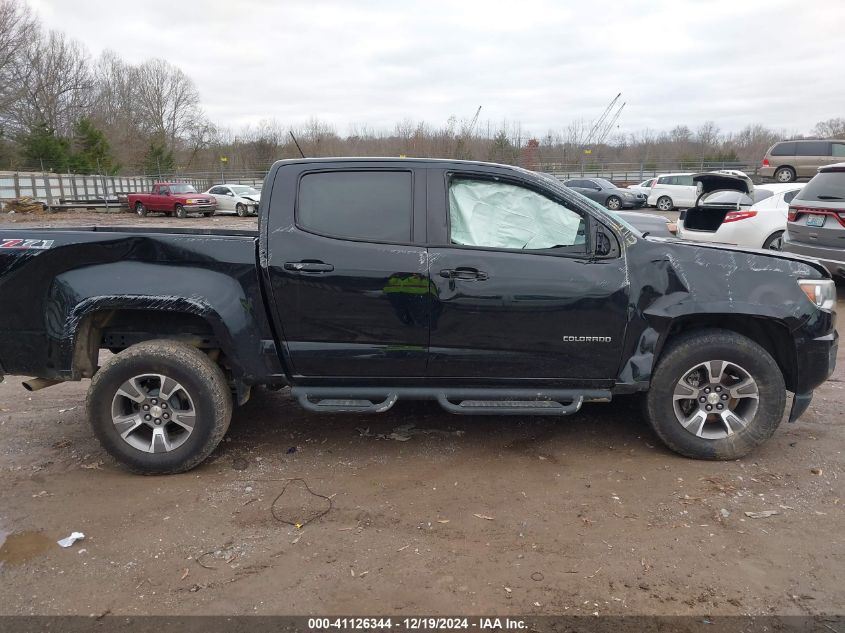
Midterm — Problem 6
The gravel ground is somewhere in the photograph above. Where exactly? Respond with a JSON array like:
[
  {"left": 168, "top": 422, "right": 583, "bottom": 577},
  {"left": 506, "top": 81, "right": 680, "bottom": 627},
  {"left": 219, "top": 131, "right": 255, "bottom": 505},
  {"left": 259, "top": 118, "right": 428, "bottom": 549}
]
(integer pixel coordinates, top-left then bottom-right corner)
[{"left": 0, "top": 207, "right": 841, "bottom": 617}]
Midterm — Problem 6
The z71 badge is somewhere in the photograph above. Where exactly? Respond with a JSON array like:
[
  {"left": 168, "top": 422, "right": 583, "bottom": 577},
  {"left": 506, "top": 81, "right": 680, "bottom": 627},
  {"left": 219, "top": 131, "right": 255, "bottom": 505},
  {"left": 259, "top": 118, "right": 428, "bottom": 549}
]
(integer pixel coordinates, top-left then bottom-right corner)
[{"left": 0, "top": 238, "right": 54, "bottom": 250}]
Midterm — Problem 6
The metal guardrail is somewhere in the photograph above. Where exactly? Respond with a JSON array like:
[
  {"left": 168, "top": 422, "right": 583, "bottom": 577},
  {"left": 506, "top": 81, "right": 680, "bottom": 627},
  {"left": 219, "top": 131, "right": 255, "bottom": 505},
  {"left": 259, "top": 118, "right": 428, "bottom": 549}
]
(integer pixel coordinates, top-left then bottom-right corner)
[{"left": 536, "top": 161, "right": 760, "bottom": 183}]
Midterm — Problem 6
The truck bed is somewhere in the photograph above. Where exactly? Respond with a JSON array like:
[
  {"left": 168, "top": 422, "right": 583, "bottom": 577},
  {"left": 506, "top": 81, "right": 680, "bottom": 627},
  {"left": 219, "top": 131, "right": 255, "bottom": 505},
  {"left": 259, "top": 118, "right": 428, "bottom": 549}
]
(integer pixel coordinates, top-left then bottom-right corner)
[{"left": 1, "top": 225, "right": 259, "bottom": 238}]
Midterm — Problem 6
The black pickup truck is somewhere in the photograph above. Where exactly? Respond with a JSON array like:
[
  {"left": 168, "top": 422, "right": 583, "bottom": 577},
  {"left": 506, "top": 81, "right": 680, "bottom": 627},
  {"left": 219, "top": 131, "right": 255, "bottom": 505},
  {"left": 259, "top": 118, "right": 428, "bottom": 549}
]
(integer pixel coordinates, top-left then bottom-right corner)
[{"left": 0, "top": 158, "right": 838, "bottom": 473}]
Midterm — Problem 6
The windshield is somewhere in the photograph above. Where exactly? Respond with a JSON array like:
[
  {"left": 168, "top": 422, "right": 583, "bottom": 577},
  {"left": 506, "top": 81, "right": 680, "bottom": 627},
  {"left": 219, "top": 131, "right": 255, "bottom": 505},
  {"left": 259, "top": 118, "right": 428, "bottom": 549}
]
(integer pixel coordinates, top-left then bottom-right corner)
[
  {"left": 231, "top": 185, "right": 259, "bottom": 195},
  {"left": 593, "top": 178, "right": 616, "bottom": 189},
  {"left": 168, "top": 184, "right": 197, "bottom": 194},
  {"left": 699, "top": 189, "right": 773, "bottom": 207}
]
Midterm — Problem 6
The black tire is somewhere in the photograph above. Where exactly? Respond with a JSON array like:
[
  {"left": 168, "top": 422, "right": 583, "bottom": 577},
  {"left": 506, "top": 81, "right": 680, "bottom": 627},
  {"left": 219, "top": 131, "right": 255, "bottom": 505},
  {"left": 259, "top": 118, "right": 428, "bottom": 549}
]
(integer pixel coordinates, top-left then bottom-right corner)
[
  {"left": 774, "top": 166, "right": 796, "bottom": 183},
  {"left": 135, "top": 202, "right": 147, "bottom": 217},
  {"left": 763, "top": 230, "right": 784, "bottom": 251},
  {"left": 656, "top": 196, "right": 674, "bottom": 211},
  {"left": 606, "top": 196, "right": 622, "bottom": 210},
  {"left": 236, "top": 203, "right": 246, "bottom": 217},
  {"left": 175, "top": 204, "right": 187, "bottom": 219},
  {"left": 645, "top": 329, "right": 785, "bottom": 460},
  {"left": 86, "top": 340, "right": 232, "bottom": 474}
]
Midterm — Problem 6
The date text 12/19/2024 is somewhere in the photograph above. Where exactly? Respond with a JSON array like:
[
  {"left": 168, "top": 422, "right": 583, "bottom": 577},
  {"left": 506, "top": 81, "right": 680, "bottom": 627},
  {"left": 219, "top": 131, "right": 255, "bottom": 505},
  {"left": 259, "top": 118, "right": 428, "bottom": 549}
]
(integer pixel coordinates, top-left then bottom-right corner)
[{"left": 308, "top": 618, "right": 528, "bottom": 630}]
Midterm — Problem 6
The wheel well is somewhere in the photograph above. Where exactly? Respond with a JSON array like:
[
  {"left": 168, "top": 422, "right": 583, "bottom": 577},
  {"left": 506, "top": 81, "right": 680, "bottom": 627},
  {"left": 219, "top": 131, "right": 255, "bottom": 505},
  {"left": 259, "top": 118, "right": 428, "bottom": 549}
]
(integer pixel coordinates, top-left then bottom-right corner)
[
  {"left": 659, "top": 316, "right": 797, "bottom": 392},
  {"left": 73, "top": 309, "right": 219, "bottom": 378}
]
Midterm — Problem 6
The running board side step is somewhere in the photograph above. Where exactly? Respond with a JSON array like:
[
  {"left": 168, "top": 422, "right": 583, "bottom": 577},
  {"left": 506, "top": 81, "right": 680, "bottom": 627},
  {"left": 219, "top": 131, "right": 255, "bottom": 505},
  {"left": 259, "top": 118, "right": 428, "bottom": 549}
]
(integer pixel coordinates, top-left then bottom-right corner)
[{"left": 290, "top": 387, "right": 610, "bottom": 416}]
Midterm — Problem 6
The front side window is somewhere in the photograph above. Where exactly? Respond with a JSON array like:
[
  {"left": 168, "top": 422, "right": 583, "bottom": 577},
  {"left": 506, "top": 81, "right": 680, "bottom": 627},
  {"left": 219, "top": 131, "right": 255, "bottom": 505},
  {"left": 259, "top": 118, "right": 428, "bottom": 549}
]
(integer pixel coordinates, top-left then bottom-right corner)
[
  {"left": 448, "top": 177, "right": 586, "bottom": 253},
  {"left": 298, "top": 171, "right": 412, "bottom": 242}
]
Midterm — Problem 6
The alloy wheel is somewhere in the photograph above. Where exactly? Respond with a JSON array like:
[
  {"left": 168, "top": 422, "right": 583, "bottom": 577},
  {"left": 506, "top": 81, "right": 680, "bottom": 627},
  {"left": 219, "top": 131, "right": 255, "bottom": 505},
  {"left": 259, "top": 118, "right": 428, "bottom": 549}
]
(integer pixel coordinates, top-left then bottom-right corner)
[
  {"left": 672, "top": 360, "right": 759, "bottom": 440},
  {"left": 110, "top": 374, "right": 196, "bottom": 453}
]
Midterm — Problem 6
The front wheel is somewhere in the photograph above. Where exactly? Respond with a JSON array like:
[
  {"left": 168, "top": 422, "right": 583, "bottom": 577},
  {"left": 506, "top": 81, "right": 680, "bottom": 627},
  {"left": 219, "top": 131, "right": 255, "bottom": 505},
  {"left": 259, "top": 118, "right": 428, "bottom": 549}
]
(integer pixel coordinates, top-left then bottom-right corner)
[
  {"left": 606, "top": 196, "right": 622, "bottom": 210},
  {"left": 645, "top": 329, "right": 785, "bottom": 460},
  {"left": 86, "top": 340, "right": 232, "bottom": 474},
  {"left": 175, "top": 204, "right": 187, "bottom": 219},
  {"left": 236, "top": 203, "right": 247, "bottom": 217},
  {"left": 763, "top": 230, "right": 784, "bottom": 251},
  {"left": 656, "top": 196, "right": 674, "bottom": 211}
]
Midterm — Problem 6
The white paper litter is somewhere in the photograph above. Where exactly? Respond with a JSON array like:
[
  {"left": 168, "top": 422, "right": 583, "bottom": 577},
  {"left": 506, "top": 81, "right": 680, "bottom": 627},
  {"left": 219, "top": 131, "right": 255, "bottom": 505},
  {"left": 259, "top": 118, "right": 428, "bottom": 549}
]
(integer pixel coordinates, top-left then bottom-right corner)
[{"left": 57, "top": 532, "right": 85, "bottom": 547}]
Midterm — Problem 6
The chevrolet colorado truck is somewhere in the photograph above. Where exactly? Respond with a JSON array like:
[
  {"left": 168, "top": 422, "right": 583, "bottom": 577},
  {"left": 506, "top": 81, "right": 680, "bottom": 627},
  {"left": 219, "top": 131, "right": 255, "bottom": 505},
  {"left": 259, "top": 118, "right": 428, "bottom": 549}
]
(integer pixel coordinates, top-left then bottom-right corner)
[
  {"left": 126, "top": 182, "right": 216, "bottom": 218},
  {"left": 0, "top": 158, "right": 837, "bottom": 474}
]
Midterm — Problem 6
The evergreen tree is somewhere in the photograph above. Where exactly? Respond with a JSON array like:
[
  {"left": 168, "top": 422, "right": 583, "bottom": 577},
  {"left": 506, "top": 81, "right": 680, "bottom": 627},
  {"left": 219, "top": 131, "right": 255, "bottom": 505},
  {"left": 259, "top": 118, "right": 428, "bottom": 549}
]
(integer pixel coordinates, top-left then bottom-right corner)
[{"left": 20, "top": 123, "right": 71, "bottom": 171}]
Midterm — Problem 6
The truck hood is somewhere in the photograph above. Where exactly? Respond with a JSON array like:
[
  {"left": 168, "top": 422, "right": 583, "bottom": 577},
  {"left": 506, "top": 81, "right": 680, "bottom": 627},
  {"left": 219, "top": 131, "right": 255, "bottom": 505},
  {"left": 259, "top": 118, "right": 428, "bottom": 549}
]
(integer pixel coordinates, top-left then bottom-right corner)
[
  {"left": 241, "top": 194, "right": 260, "bottom": 202},
  {"left": 649, "top": 235, "right": 831, "bottom": 278}
]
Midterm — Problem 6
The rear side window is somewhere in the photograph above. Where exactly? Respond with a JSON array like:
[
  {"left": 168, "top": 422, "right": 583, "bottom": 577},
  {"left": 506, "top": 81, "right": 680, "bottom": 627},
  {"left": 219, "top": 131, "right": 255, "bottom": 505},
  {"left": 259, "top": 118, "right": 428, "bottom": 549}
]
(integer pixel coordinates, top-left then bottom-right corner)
[
  {"left": 771, "top": 142, "right": 796, "bottom": 156},
  {"left": 297, "top": 171, "right": 412, "bottom": 242},
  {"left": 797, "top": 141, "right": 830, "bottom": 156},
  {"left": 795, "top": 172, "right": 845, "bottom": 202},
  {"left": 831, "top": 143, "right": 845, "bottom": 157}
]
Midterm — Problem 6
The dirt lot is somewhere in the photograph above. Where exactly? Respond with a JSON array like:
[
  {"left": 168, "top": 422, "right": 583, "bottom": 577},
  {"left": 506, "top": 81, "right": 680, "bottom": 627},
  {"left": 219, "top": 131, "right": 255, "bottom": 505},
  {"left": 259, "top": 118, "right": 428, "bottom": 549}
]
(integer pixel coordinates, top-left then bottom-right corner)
[{"left": 0, "top": 208, "right": 842, "bottom": 617}]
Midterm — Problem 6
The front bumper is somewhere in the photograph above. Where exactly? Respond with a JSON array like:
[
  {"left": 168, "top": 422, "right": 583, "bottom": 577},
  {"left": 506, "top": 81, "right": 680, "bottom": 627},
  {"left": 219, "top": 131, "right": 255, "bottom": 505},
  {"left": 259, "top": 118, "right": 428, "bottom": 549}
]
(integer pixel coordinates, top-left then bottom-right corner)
[
  {"left": 795, "top": 329, "right": 838, "bottom": 394},
  {"left": 184, "top": 204, "right": 216, "bottom": 213},
  {"left": 621, "top": 198, "right": 646, "bottom": 209},
  {"left": 783, "top": 236, "right": 845, "bottom": 278}
]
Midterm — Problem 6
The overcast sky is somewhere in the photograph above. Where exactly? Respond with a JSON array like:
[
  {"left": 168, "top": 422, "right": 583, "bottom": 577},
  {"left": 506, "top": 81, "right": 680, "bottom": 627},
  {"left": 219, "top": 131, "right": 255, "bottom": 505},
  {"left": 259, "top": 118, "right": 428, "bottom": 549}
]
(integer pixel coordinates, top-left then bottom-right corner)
[{"left": 27, "top": 0, "right": 845, "bottom": 138}]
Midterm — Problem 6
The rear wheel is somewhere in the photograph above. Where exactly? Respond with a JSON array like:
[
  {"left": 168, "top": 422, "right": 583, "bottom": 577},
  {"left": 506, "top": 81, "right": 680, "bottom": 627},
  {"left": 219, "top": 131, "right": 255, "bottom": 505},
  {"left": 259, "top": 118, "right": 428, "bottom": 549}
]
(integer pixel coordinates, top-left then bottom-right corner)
[
  {"left": 645, "top": 329, "right": 785, "bottom": 460},
  {"left": 763, "top": 230, "right": 784, "bottom": 251},
  {"left": 86, "top": 340, "right": 232, "bottom": 474},
  {"left": 175, "top": 204, "right": 187, "bottom": 219},
  {"left": 135, "top": 202, "right": 147, "bottom": 217},
  {"left": 606, "top": 195, "right": 622, "bottom": 210},
  {"left": 775, "top": 166, "right": 796, "bottom": 183},
  {"left": 656, "top": 196, "right": 674, "bottom": 211},
  {"left": 236, "top": 203, "right": 247, "bottom": 217}
]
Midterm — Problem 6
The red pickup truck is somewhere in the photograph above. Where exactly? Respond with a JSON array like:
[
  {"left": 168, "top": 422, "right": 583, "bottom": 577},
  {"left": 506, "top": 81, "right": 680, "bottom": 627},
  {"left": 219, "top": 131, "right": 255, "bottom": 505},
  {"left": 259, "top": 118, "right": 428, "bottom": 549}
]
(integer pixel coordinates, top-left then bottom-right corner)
[{"left": 127, "top": 183, "right": 217, "bottom": 218}]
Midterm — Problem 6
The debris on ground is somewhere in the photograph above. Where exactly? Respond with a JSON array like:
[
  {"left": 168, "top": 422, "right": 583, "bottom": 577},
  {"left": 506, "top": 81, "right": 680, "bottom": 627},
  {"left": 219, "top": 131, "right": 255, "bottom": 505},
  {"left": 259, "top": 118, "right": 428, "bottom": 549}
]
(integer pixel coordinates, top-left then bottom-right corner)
[
  {"left": 57, "top": 532, "right": 85, "bottom": 547},
  {"left": 744, "top": 510, "right": 780, "bottom": 519},
  {"left": 4, "top": 197, "right": 46, "bottom": 214},
  {"left": 810, "top": 467, "right": 823, "bottom": 475},
  {"left": 356, "top": 424, "right": 465, "bottom": 441},
  {"left": 270, "top": 478, "right": 333, "bottom": 527},
  {"left": 473, "top": 513, "right": 495, "bottom": 521}
]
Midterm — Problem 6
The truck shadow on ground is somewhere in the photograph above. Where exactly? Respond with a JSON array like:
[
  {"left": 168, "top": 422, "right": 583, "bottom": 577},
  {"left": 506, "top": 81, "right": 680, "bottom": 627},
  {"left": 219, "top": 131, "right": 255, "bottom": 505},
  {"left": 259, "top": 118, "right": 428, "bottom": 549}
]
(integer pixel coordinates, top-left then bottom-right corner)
[{"left": 212, "top": 388, "right": 674, "bottom": 468}]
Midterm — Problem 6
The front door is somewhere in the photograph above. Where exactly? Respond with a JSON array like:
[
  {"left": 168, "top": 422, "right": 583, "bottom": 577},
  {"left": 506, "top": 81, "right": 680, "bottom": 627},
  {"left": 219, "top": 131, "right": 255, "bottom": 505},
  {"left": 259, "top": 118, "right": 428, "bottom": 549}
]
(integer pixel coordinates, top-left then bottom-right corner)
[
  {"left": 265, "top": 166, "right": 429, "bottom": 378},
  {"left": 427, "top": 171, "right": 629, "bottom": 381}
]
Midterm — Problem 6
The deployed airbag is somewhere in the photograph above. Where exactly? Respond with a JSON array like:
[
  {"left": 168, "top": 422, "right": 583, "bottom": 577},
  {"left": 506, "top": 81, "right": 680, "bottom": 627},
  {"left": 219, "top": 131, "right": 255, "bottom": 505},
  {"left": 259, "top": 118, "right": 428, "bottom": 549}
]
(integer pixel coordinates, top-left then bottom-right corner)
[{"left": 449, "top": 178, "right": 584, "bottom": 250}]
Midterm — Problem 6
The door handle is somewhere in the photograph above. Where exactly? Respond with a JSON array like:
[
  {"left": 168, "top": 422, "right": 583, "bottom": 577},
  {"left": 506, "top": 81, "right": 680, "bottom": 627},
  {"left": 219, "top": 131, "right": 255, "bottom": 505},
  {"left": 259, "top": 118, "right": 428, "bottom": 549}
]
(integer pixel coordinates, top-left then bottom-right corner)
[
  {"left": 439, "top": 267, "right": 488, "bottom": 281},
  {"left": 284, "top": 261, "right": 334, "bottom": 273}
]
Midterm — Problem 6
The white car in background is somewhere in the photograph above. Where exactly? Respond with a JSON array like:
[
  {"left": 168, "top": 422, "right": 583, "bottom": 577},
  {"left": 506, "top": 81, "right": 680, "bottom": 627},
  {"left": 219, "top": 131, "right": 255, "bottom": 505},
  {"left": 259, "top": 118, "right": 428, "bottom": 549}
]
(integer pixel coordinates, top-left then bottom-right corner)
[
  {"left": 647, "top": 173, "right": 697, "bottom": 210},
  {"left": 677, "top": 173, "right": 803, "bottom": 250},
  {"left": 204, "top": 184, "right": 261, "bottom": 216},
  {"left": 627, "top": 177, "right": 655, "bottom": 198}
]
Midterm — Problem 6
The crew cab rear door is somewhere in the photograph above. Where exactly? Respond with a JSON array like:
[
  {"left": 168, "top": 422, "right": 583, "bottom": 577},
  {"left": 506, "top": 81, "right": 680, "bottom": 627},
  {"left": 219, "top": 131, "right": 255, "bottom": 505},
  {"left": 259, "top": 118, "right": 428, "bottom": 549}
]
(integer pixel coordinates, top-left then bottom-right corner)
[
  {"left": 425, "top": 168, "right": 629, "bottom": 380},
  {"left": 264, "top": 163, "right": 429, "bottom": 378}
]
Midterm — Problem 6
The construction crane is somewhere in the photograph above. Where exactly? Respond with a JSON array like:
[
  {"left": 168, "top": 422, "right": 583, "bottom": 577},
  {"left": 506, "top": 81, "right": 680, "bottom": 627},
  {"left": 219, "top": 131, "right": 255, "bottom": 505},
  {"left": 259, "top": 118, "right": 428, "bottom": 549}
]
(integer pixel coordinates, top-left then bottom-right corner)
[
  {"left": 581, "top": 93, "right": 624, "bottom": 150},
  {"left": 455, "top": 105, "right": 482, "bottom": 159}
]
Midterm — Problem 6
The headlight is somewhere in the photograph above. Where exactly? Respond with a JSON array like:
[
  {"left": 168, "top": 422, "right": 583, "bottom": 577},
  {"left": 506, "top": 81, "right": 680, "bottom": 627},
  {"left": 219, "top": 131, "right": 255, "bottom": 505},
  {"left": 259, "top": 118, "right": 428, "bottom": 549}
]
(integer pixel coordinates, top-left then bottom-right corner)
[
  {"left": 798, "top": 279, "right": 837, "bottom": 311},
  {"left": 623, "top": 192, "right": 634, "bottom": 199},
  {"left": 185, "top": 198, "right": 199, "bottom": 204}
]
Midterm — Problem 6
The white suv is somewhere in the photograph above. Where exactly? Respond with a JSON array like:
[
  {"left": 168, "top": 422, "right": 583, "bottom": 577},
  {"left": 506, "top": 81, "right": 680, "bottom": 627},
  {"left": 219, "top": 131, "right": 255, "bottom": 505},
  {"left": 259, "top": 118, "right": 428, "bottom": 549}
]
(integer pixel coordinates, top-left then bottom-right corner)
[{"left": 647, "top": 173, "right": 696, "bottom": 210}]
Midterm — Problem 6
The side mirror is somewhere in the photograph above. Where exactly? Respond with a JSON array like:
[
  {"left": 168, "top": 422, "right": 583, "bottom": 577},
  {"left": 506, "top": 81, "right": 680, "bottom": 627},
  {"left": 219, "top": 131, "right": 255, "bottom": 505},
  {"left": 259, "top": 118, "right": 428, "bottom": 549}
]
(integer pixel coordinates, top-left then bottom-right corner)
[
  {"left": 162, "top": 190, "right": 170, "bottom": 196},
  {"left": 227, "top": 191, "right": 235, "bottom": 197}
]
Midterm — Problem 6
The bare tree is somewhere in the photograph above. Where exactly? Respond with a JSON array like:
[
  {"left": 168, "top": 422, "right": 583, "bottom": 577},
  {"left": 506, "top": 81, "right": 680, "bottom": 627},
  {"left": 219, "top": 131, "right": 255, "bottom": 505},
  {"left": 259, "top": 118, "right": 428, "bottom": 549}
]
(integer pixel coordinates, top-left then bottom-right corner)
[
  {"left": 7, "top": 28, "right": 93, "bottom": 135},
  {"left": 813, "top": 118, "right": 845, "bottom": 138},
  {"left": 134, "top": 58, "right": 204, "bottom": 148},
  {"left": 0, "top": 0, "right": 36, "bottom": 115}
]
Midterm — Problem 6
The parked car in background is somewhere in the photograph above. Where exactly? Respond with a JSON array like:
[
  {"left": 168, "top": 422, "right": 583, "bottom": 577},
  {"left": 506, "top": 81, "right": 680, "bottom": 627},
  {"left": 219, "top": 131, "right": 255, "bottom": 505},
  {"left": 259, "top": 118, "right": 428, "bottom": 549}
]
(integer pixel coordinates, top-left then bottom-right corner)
[
  {"left": 205, "top": 184, "right": 261, "bottom": 216},
  {"left": 563, "top": 177, "right": 646, "bottom": 209},
  {"left": 647, "top": 173, "right": 696, "bottom": 210},
  {"left": 783, "top": 163, "right": 845, "bottom": 278},
  {"left": 760, "top": 139, "right": 845, "bottom": 183},
  {"left": 678, "top": 176, "right": 803, "bottom": 250},
  {"left": 616, "top": 210, "right": 674, "bottom": 237},
  {"left": 627, "top": 178, "right": 655, "bottom": 198},
  {"left": 127, "top": 183, "right": 216, "bottom": 218}
]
